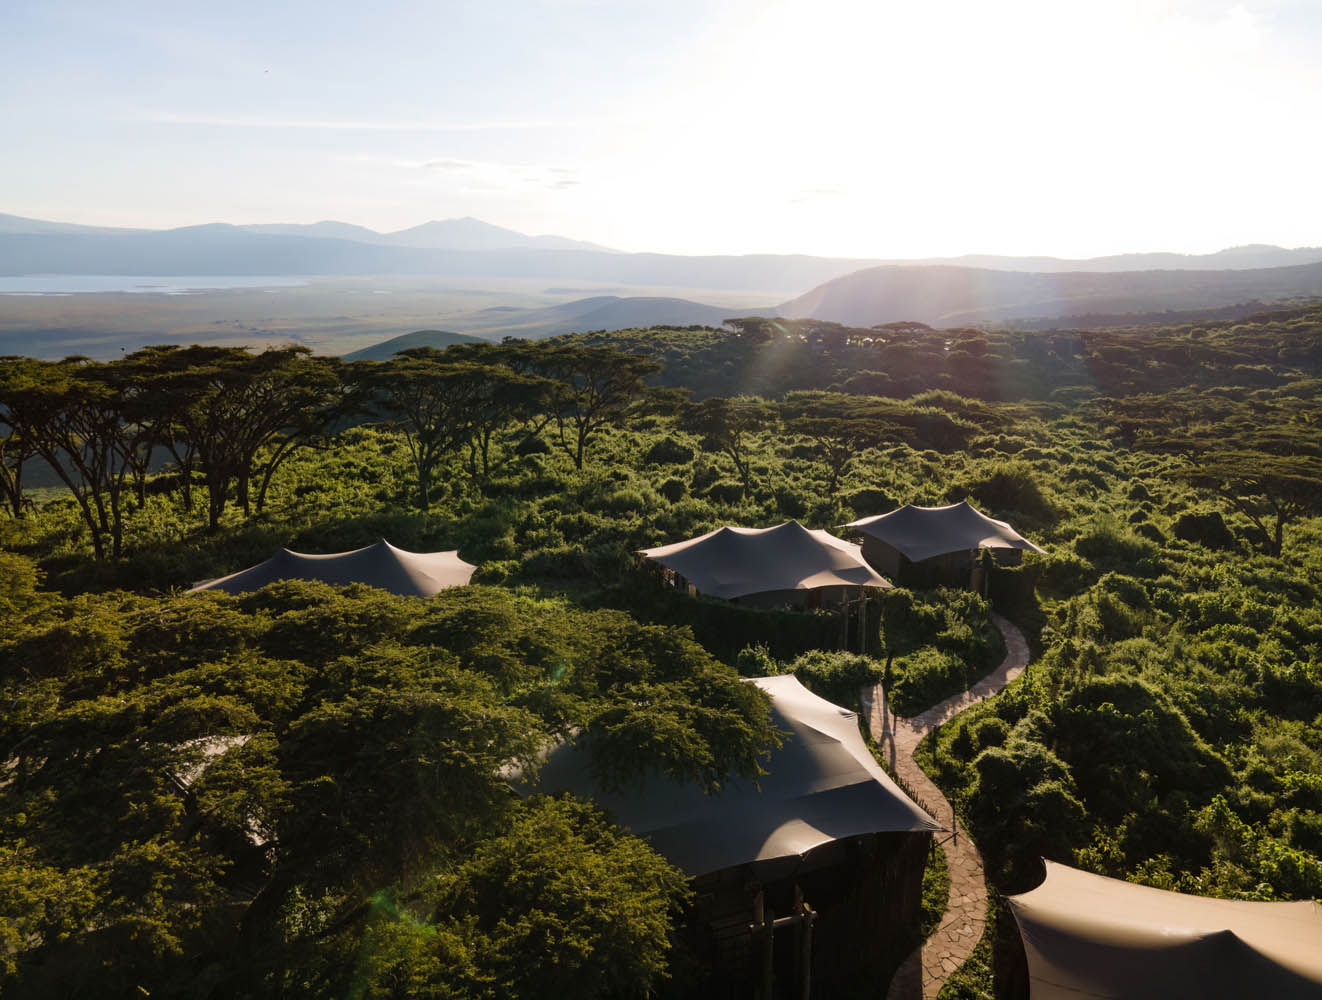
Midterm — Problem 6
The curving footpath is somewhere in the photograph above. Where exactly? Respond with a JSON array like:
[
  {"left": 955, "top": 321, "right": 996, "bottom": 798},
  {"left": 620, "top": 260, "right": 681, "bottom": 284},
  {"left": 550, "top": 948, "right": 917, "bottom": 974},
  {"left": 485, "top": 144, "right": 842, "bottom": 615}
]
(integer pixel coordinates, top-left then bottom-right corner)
[{"left": 863, "top": 613, "right": 1031, "bottom": 1000}]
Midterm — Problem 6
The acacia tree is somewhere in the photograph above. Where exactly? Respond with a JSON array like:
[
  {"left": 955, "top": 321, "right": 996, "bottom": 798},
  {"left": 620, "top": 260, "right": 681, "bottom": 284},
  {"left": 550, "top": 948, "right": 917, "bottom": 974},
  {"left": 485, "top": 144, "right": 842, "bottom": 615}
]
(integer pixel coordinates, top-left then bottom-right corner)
[
  {"left": 677, "top": 395, "right": 774, "bottom": 498},
  {"left": 1104, "top": 394, "right": 1322, "bottom": 556},
  {"left": 0, "top": 410, "right": 32, "bottom": 518},
  {"left": 129, "top": 345, "right": 349, "bottom": 530},
  {"left": 1179, "top": 451, "right": 1322, "bottom": 556},
  {"left": 243, "top": 353, "right": 352, "bottom": 515},
  {"left": 0, "top": 357, "right": 142, "bottom": 558},
  {"left": 523, "top": 344, "right": 659, "bottom": 470},
  {"left": 445, "top": 343, "right": 557, "bottom": 480},
  {"left": 781, "top": 391, "right": 897, "bottom": 492},
  {"left": 363, "top": 349, "right": 493, "bottom": 507}
]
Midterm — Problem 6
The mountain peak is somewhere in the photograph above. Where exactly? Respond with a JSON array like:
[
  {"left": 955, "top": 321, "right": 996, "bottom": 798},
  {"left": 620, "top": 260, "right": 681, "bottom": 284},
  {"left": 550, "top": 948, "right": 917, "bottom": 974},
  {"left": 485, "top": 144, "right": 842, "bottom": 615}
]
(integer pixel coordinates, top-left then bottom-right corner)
[{"left": 382, "top": 217, "right": 615, "bottom": 253}]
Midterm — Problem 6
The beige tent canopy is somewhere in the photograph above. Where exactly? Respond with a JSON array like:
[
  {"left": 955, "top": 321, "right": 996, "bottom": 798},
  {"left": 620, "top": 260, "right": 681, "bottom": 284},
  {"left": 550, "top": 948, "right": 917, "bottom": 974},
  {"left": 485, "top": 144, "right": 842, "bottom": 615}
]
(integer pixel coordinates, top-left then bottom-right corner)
[
  {"left": 845, "top": 500, "right": 1045, "bottom": 563},
  {"left": 1008, "top": 861, "right": 1322, "bottom": 999},
  {"left": 189, "top": 539, "right": 476, "bottom": 598},
  {"left": 638, "top": 520, "right": 890, "bottom": 603},
  {"left": 531, "top": 675, "right": 941, "bottom": 876}
]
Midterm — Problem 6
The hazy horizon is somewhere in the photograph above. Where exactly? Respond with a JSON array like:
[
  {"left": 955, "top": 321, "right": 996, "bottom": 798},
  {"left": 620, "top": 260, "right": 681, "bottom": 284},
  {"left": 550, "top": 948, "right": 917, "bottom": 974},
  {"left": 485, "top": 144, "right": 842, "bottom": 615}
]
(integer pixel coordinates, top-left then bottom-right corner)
[
  {"left": 2, "top": 208, "right": 1322, "bottom": 263},
  {"left": 6, "top": 0, "right": 1322, "bottom": 259}
]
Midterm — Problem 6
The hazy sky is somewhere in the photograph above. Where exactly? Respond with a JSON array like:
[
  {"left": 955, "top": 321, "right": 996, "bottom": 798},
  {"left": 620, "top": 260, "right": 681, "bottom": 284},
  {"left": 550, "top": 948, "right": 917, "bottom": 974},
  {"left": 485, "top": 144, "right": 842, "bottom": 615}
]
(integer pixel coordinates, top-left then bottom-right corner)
[{"left": 4, "top": 0, "right": 1320, "bottom": 257}]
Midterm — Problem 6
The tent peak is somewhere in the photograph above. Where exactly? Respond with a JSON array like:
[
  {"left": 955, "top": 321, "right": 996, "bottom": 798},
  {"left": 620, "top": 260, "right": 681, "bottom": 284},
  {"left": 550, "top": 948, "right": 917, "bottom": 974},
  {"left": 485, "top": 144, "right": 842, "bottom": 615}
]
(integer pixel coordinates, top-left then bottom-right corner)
[
  {"left": 843, "top": 499, "right": 1045, "bottom": 562},
  {"left": 637, "top": 520, "right": 890, "bottom": 600},
  {"left": 190, "top": 539, "right": 477, "bottom": 598}
]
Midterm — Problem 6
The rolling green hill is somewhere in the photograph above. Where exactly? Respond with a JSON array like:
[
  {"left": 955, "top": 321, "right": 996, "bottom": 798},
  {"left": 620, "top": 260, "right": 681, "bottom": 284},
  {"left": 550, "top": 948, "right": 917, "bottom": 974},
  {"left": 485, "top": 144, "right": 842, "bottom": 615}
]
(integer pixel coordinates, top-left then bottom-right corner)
[{"left": 341, "top": 328, "right": 486, "bottom": 360}]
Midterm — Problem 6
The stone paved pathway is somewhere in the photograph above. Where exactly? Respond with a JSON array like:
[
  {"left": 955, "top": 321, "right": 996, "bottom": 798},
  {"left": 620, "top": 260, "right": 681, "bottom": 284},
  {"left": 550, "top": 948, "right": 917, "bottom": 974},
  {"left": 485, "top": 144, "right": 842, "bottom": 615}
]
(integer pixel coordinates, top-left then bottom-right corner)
[{"left": 863, "top": 613, "right": 1031, "bottom": 1000}]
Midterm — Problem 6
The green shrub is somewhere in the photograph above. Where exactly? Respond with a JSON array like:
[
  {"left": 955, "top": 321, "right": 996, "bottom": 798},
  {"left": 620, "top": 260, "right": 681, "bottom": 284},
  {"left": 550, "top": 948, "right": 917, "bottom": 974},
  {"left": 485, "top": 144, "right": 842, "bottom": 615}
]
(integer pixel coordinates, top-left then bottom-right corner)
[
  {"left": 514, "top": 434, "right": 551, "bottom": 455},
  {"left": 889, "top": 647, "right": 970, "bottom": 716},
  {"left": 689, "top": 464, "right": 721, "bottom": 493},
  {"left": 1133, "top": 521, "right": 1166, "bottom": 544},
  {"left": 1098, "top": 573, "right": 1150, "bottom": 610},
  {"left": 783, "top": 649, "right": 881, "bottom": 707},
  {"left": 470, "top": 559, "right": 519, "bottom": 585},
  {"left": 658, "top": 477, "right": 686, "bottom": 503},
  {"left": 643, "top": 437, "right": 694, "bottom": 465},
  {"left": 734, "top": 642, "right": 778, "bottom": 676},
  {"left": 705, "top": 481, "right": 744, "bottom": 504},
  {"left": 951, "top": 461, "right": 1058, "bottom": 526},
  {"left": 775, "top": 487, "right": 808, "bottom": 518},
  {"left": 606, "top": 488, "right": 647, "bottom": 515},
  {"left": 1173, "top": 510, "right": 1237, "bottom": 551},
  {"left": 972, "top": 717, "right": 1011, "bottom": 752},
  {"left": 1073, "top": 520, "right": 1160, "bottom": 573},
  {"left": 847, "top": 487, "right": 895, "bottom": 516}
]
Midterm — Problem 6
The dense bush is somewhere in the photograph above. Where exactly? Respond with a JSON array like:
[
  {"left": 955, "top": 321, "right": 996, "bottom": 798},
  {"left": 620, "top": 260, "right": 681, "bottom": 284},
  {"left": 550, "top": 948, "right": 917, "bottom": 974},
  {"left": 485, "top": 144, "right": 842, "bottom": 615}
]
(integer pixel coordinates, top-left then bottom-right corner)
[
  {"left": 781, "top": 649, "right": 883, "bottom": 708},
  {"left": 643, "top": 436, "right": 694, "bottom": 465},
  {"left": 6, "top": 309, "right": 1322, "bottom": 994},
  {"left": 0, "top": 582, "right": 775, "bottom": 996},
  {"left": 1173, "top": 510, "right": 1238, "bottom": 550}
]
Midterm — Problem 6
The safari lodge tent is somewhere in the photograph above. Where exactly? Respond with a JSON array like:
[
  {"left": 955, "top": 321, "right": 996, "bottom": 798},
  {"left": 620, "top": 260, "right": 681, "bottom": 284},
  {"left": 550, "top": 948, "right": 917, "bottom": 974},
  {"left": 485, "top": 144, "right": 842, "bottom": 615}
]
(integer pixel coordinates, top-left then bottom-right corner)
[
  {"left": 844, "top": 500, "right": 1044, "bottom": 590},
  {"left": 189, "top": 539, "right": 476, "bottom": 597},
  {"left": 638, "top": 519, "right": 890, "bottom": 610},
  {"left": 1007, "top": 861, "right": 1322, "bottom": 1000},
  {"left": 534, "top": 675, "right": 942, "bottom": 998}
]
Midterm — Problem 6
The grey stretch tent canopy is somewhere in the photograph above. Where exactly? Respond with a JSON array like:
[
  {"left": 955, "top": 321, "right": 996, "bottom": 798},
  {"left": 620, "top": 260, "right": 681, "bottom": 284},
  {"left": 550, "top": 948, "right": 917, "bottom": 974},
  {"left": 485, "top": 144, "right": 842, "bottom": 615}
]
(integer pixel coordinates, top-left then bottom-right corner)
[
  {"left": 1008, "top": 861, "right": 1322, "bottom": 1000},
  {"left": 844, "top": 500, "right": 1045, "bottom": 563},
  {"left": 637, "top": 520, "right": 890, "bottom": 600},
  {"left": 531, "top": 675, "right": 941, "bottom": 876},
  {"left": 189, "top": 539, "right": 476, "bottom": 598}
]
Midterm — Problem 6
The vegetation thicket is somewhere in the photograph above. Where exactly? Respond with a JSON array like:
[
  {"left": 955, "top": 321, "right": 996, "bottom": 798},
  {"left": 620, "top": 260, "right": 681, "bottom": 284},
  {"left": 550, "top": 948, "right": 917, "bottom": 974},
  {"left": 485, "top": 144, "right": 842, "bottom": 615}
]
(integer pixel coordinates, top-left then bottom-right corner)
[{"left": 2, "top": 304, "right": 1321, "bottom": 997}]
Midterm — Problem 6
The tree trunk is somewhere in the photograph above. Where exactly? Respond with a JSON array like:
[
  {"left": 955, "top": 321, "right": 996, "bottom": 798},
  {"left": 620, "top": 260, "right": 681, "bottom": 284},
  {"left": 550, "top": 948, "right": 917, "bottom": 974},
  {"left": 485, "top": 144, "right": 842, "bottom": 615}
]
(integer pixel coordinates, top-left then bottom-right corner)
[
  {"left": 574, "top": 424, "right": 587, "bottom": 469},
  {"left": 236, "top": 467, "right": 251, "bottom": 517},
  {"left": 255, "top": 438, "right": 299, "bottom": 515},
  {"left": 168, "top": 443, "right": 195, "bottom": 512},
  {"left": 417, "top": 459, "right": 432, "bottom": 509},
  {"left": 206, "top": 469, "right": 228, "bottom": 533},
  {"left": 1, "top": 464, "right": 21, "bottom": 518},
  {"left": 256, "top": 464, "right": 277, "bottom": 515}
]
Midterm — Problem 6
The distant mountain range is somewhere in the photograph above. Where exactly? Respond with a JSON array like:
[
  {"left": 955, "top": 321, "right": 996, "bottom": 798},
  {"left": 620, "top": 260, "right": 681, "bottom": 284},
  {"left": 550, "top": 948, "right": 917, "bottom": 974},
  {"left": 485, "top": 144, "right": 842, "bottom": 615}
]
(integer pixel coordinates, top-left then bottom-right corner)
[
  {"left": 238, "top": 217, "right": 616, "bottom": 253},
  {"left": 5, "top": 211, "right": 1322, "bottom": 338},
  {"left": 0, "top": 213, "right": 874, "bottom": 294},
  {"left": 5, "top": 211, "right": 1322, "bottom": 295},
  {"left": 778, "top": 261, "right": 1322, "bottom": 327},
  {"left": 884, "top": 245, "right": 1322, "bottom": 273}
]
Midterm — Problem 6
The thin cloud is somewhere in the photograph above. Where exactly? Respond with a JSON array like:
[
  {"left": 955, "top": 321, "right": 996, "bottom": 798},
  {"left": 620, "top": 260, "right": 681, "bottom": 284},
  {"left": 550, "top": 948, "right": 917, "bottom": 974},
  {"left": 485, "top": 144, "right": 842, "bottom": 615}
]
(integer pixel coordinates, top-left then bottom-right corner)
[
  {"left": 790, "top": 186, "right": 843, "bottom": 204},
  {"left": 353, "top": 154, "right": 582, "bottom": 194},
  {"left": 132, "top": 110, "right": 585, "bottom": 131}
]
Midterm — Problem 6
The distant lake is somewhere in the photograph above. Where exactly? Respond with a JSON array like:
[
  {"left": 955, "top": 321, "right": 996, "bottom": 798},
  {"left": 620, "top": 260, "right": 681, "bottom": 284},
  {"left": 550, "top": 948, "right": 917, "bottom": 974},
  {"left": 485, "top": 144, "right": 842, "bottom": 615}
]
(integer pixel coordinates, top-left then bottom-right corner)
[{"left": 0, "top": 275, "right": 307, "bottom": 295}]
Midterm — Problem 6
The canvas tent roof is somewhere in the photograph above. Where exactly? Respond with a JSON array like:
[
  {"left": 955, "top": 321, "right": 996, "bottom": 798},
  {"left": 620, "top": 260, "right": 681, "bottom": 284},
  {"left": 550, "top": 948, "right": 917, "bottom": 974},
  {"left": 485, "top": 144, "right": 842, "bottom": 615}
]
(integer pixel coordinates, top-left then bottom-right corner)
[
  {"left": 531, "top": 675, "right": 941, "bottom": 876},
  {"left": 1008, "top": 861, "right": 1322, "bottom": 1000},
  {"left": 844, "top": 500, "right": 1045, "bottom": 563},
  {"left": 189, "top": 539, "right": 476, "bottom": 598},
  {"left": 637, "top": 520, "right": 890, "bottom": 600}
]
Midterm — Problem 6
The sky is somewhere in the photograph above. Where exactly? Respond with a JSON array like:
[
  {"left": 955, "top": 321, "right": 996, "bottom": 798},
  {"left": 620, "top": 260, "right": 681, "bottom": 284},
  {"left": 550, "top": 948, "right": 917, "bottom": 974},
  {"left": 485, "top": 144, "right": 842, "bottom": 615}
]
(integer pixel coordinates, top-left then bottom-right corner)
[{"left": 3, "top": 0, "right": 1321, "bottom": 258}]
